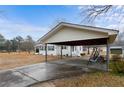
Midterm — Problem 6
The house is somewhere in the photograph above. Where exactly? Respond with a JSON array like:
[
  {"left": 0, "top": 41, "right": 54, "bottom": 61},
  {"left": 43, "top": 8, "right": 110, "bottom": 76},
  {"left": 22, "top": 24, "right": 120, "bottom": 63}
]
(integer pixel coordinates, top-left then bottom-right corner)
[{"left": 35, "top": 44, "right": 85, "bottom": 56}]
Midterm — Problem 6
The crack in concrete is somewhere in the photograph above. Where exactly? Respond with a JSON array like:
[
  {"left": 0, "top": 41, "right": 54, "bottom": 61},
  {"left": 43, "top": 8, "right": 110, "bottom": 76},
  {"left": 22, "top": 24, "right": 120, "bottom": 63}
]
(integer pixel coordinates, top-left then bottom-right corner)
[{"left": 15, "top": 70, "right": 39, "bottom": 82}]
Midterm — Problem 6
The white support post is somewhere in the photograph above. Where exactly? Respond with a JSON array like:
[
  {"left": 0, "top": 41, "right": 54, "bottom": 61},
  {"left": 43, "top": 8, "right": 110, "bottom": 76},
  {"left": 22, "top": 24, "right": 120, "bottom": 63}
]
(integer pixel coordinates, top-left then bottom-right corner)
[
  {"left": 60, "top": 45, "right": 62, "bottom": 59},
  {"left": 106, "top": 40, "right": 110, "bottom": 71},
  {"left": 70, "top": 46, "right": 72, "bottom": 57},
  {"left": 45, "top": 43, "right": 47, "bottom": 62}
]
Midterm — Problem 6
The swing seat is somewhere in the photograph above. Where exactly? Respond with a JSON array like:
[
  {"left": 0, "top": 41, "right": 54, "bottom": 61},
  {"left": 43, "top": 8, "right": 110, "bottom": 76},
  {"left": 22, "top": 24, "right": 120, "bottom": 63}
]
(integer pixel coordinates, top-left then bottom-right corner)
[
  {"left": 88, "top": 47, "right": 100, "bottom": 64},
  {"left": 89, "top": 56, "right": 99, "bottom": 63}
]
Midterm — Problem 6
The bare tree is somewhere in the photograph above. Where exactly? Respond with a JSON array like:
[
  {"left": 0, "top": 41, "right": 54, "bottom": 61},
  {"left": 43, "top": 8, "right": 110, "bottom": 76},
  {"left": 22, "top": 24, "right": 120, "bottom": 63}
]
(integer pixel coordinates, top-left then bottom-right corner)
[
  {"left": 10, "top": 38, "right": 18, "bottom": 52},
  {"left": 15, "top": 36, "right": 24, "bottom": 53},
  {"left": 80, "top": 5, "right": 124, "bottom": 46},
  {"left": 80, "top": 5, "right": 124, "bottom": 24},
  {"left": 0, "top": 34, "right": 6, "bottom": 51},
  {"left": 20, "top": 35, "right": 35, "bottom": 53},
  {"left": 4, "top": 40, "right": 11, "bottom": 53},
  {"left": 80, "top": 5, "right": 112, "bottom": 22}
]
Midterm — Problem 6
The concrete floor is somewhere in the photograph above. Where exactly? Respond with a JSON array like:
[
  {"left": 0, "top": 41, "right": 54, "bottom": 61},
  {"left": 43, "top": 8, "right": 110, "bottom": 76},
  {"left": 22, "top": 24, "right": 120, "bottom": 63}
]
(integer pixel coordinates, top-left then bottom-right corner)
[
  {"left": 51, "top": 57, "right": 107, "bottom": 71},
  {"left": 0, "top": 58, "right": 106, "bottom": 87}
]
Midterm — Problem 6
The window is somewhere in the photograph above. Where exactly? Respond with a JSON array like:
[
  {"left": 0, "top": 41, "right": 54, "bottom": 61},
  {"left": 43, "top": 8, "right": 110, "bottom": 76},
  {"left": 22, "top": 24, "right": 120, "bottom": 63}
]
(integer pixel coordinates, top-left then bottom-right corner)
[
  {"left": 48, "top": 46, "right": 54, "bottom": 51},
  {"left": 40, "top": 46, "right": 45, "bottom": 50},
  {"left": 62, "top": 46, "right": 67, "bottom": 49}
]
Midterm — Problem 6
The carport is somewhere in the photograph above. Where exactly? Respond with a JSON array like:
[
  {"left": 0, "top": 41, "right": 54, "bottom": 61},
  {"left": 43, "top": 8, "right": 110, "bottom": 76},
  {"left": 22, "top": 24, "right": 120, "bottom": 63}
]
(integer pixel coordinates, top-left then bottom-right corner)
[{"left": 38, "top": 22, "right": 118, "bottom": 71}]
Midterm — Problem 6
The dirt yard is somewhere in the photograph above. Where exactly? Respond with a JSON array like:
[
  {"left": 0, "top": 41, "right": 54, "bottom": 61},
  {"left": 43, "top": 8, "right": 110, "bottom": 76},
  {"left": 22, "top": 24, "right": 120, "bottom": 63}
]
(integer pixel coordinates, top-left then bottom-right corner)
[{"left": 0, "top": 52, "right": 58, "bottom": 70}]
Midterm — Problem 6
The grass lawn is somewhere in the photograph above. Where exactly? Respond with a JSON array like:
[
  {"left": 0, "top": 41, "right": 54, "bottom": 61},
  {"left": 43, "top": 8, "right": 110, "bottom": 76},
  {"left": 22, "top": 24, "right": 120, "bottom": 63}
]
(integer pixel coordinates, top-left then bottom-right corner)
[
  {"left": 0, "top": 52, "right": 58, "bottom": 70},
  {"left": 32, "top": 72, "right": 124, "bottom": 87}
]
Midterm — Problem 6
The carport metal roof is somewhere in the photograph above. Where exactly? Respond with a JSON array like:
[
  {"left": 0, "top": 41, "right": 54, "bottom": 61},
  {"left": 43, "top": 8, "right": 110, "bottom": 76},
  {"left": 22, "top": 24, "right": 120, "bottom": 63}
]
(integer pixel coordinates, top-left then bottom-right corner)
[{"left": 38, "top": 22, "right": 119, "bottom": 46}]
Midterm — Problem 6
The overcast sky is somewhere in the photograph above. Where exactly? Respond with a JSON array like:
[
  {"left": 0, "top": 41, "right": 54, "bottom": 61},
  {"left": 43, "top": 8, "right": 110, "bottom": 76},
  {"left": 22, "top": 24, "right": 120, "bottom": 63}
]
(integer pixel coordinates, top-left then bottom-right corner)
[{"left": 0, "top": 5, "right": 123, "bottom": 41}]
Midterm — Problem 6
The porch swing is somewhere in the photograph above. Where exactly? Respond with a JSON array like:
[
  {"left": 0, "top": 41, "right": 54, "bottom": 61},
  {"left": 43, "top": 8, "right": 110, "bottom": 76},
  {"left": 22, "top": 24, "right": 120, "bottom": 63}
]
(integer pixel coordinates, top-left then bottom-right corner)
[{"left": 88, "top": 47, "right": 104, "bottom": 64}]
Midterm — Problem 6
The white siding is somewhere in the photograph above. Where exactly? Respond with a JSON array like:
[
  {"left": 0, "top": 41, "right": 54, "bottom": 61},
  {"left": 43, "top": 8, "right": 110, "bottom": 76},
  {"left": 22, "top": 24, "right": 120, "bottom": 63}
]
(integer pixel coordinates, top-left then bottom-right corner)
[
  {"left": 38, "top": 44, "right": 57, "bottom": 56},
  {"left": 36, "top": 44, "right": 84, "bottom": 56},
  {"left": 43, "top": 27, "right": 108, "bottom": 43}
]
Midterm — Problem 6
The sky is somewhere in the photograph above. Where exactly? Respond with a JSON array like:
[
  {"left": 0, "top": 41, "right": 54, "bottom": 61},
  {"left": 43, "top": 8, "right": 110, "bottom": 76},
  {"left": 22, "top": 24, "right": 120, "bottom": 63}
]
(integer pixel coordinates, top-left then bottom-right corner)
[{"left": 0, "top": 5, "right": 123, "bottom": 41}]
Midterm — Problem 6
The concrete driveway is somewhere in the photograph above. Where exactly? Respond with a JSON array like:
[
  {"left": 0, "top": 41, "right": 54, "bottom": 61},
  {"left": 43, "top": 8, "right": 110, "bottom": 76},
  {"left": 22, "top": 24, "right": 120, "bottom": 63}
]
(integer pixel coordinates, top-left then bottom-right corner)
[{"left": 0, "top": 60, "right": 92, "bottom": 87}]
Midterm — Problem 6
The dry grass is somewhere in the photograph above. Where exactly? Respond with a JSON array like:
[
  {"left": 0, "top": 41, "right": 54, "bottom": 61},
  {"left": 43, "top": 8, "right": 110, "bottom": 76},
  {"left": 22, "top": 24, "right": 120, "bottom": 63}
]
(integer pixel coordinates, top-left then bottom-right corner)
[
  {"left": 0, "top": 52, "right": 58, "bottom": 70},
  {"left": 1, "top": 52, "right": 124, "bottom": 87},
  {"left": 32, "top": 72, "right": 124, "bottom": 87}
]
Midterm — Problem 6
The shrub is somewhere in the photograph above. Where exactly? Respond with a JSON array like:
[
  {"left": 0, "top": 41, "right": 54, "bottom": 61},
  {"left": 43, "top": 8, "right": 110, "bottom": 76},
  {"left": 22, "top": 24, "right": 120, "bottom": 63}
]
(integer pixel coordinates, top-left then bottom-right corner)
[
  {"left": 111, "top": 61, "right": 124, "bottom": 74},
  {"left": 110, "top": 55, "right": 124, "bottom": 75},
  {"left": 111, "top": 54, "right": 122, "bottom": 62}
]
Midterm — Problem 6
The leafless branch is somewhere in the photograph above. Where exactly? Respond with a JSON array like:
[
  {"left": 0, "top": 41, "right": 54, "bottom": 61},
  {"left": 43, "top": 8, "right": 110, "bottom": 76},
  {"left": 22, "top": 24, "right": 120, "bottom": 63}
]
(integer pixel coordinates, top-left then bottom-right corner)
[{"left": 80, "top": 5, "right": 112, "bottom": 23}]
